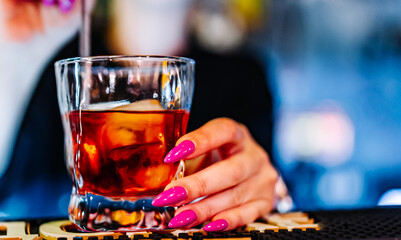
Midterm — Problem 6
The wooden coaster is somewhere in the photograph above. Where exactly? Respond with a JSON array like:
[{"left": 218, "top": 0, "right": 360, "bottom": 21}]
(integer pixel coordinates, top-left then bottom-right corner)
[
  {"left": 263, "top": 212, "right": 320, "bottom": 231},
  {"left": 0, "top": 211, "right": 320, "bottom": 239},
  {"left": 0, "top": 221, "right": 41, "bottom": 240},
  {"left": 39, "top": 220, "right": 121, "bottom": 240}
]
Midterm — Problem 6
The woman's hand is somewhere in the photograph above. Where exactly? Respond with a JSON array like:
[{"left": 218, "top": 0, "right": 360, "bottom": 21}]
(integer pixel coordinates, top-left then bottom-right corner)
[
  {"left": 152, "top": 118, "right": 278, "bottom": 232},
  {"left": 1, "top": 0, "right": 76, "bottom": 41}
]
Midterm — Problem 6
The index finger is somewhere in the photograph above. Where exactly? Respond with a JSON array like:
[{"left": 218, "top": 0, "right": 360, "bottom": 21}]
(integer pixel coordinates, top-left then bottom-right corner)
[{"left": 164, "top": 118, "right": 246, "bottom": 163}]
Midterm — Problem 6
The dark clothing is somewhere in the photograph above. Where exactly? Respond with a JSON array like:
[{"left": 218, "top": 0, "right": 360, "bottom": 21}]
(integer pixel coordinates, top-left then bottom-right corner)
[
  {"left": 0, "top": 37, "right": 273, "bottom": 219},
  {"left": 186, "top": 43, "right": 273, "bottom": 153}
]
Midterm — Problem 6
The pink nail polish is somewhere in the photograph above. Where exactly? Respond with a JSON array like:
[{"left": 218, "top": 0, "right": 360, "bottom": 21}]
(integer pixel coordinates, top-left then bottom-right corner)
[
  {"left": 59, "top": 0, "right": 74, "bottom": 13},
  {"left": 42, "top": 0, "right": 56, "bottom": 6},
  {"left": 203, "top": 219, "right": 228, "bottom": 232},
  {"left": 164, "top": 140, "right": 195, "bottom": 163},
  {"left": 152, "top": 186, "right": 187, "bottom": 207},
  {"left": 168, "top": 210, "right": 197, "bottom": 228}
]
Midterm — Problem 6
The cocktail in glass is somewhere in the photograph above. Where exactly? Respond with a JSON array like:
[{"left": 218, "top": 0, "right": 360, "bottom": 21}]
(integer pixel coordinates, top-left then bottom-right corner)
[{"left": 55, "top": 56, "right": 195, "bottom": 231}]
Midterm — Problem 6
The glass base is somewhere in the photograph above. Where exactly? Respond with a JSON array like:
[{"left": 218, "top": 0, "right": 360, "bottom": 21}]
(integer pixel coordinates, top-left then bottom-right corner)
[{"left": 69, "top": 192, "right": 175, "bottom": 231}]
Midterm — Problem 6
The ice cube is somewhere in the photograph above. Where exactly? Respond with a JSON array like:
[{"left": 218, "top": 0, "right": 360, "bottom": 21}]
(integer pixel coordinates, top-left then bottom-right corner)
[
  {"left": 113, "top": 142, "right": 169, "bottom": 189},
  {"left": 112, "top": 99, "right": 164, "bottom": 111},
  {"left": 86, "top": 100, "right": 131, "bottom": 110},
  {"left": 102, "top": 99, "right": 166, "bottom": 151},
  {"left": 140, "top": 164, "right": 172, "bottom": 189}
]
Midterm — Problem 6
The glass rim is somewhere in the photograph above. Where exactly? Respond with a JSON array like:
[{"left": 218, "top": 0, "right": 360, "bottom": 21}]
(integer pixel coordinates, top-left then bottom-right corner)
[{"left": 55, "top": 55, "right": 195, "bottom": 66}]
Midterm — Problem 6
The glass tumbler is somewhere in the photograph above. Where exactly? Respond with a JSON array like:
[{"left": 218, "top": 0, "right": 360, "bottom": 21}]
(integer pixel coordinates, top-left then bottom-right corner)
[{"left": 55, "top": 56, "right": 195, "bottom": 231}]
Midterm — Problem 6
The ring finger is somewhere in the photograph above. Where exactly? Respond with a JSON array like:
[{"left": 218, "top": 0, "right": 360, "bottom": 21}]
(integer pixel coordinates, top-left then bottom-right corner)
[{"left": 167, "top": 173, "right": 275, "bottom": 229}]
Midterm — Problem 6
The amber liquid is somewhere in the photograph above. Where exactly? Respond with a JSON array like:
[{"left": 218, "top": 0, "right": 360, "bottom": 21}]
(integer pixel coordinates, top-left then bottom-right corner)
[{"left": 69, "top": 110, "right": 189, "bottom": 198}]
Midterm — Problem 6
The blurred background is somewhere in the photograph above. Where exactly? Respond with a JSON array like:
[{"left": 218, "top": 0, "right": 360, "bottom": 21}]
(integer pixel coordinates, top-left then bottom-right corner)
[
  {"left": 1, "top": 0, "right": 401, "bottom": 219},
  {"left": 268, "top": 0, "right": 401, "bottom": 210}
]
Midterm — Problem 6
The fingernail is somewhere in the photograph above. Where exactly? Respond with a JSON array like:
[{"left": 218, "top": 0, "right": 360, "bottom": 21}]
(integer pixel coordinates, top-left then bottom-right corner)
[
  {"left": 42, "top": 0, "right": 56, "bottom": 6},
  {"left": 152, "top": 186, "right": 187, "bottom": 207},
  {"left": 203, "top": 219, "right": 228, "bottom": 232},
  {"left": 164, "top": 140, "right": 195, "bottom": 163},
  {"left": 58, "top": 0, "right": 74, "bottom": 13},
  {"left": 168, "top": 210, "right": 197, "bottom": 228}
]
